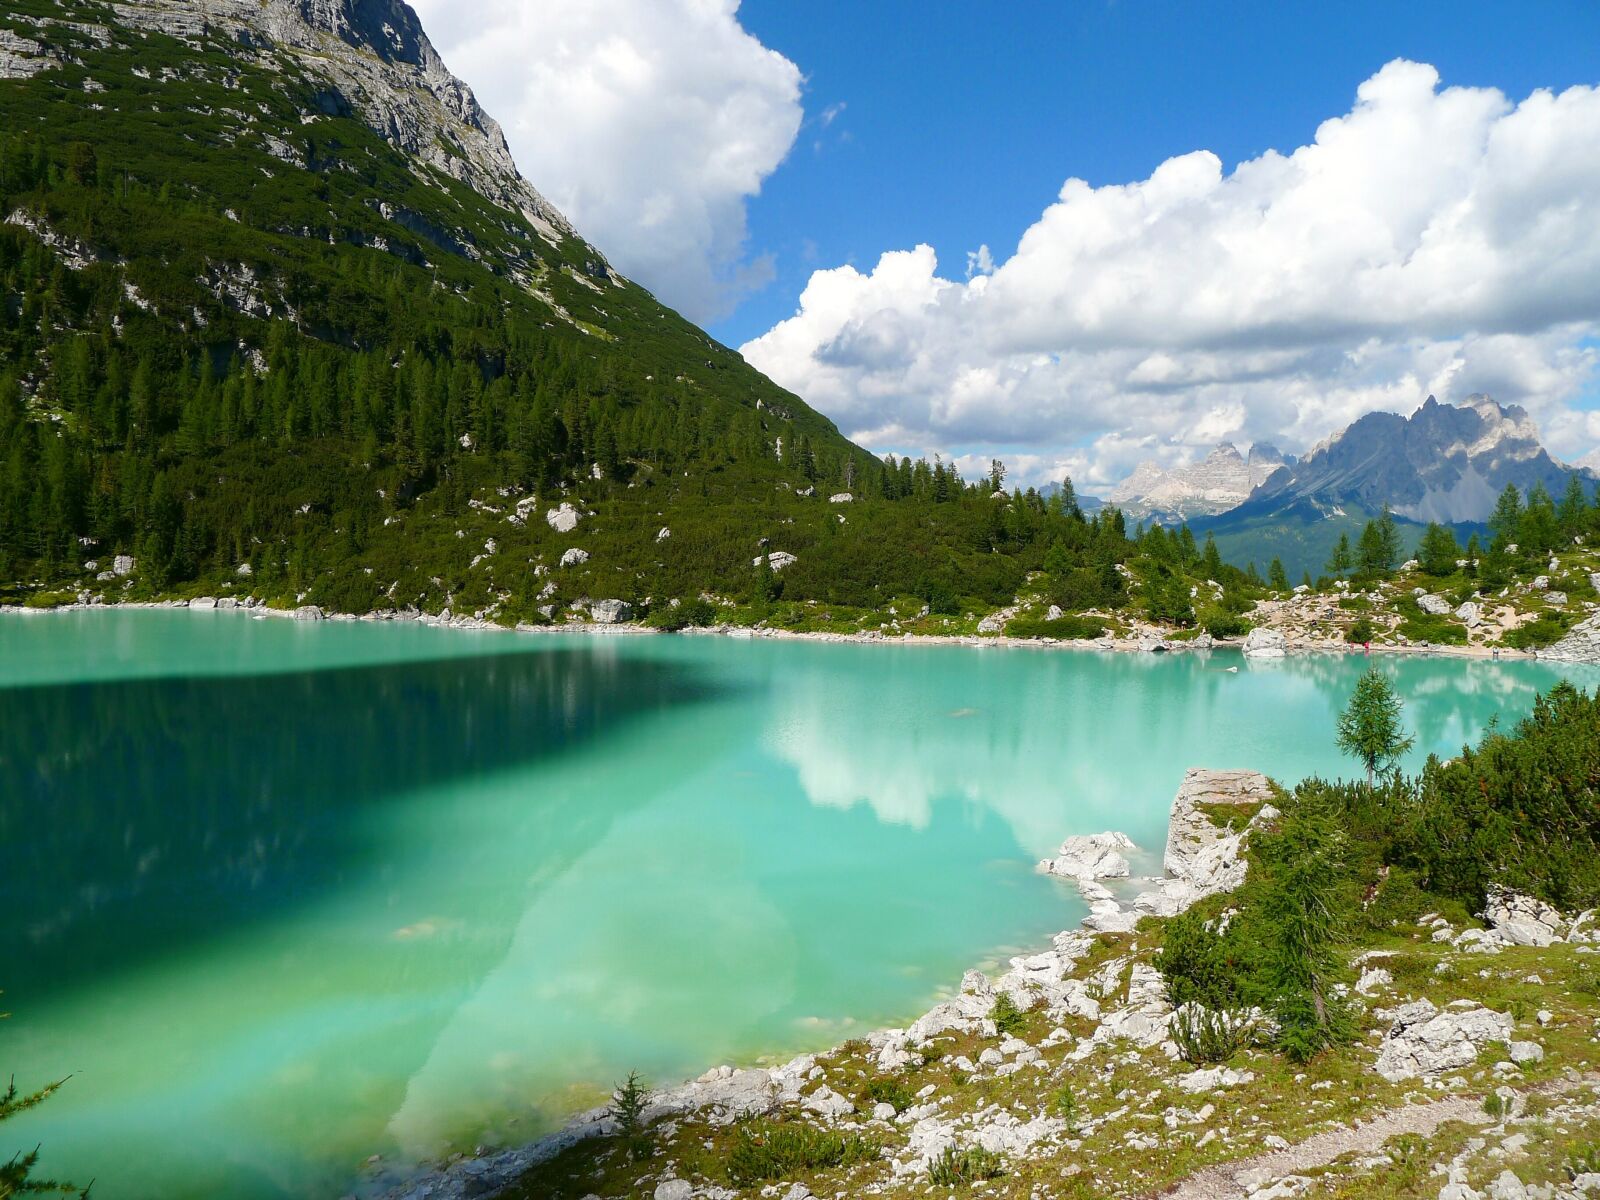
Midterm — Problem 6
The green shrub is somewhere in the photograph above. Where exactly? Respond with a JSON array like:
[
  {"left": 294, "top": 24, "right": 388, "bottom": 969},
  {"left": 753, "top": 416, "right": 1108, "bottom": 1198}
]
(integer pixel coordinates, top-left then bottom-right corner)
[
  {"left": 926, "top": 1145, "right": 1003, "bottom": 1186},
  {"left": 1202, "top": 611, "right": 1250, "bottom": 640},
  {"left": 1155, "top": 909, "right": 1251, "bottom": 1011},
  {"left": 1004, "top": 614, "right": 1107, "bottom": 641},
  {"left": 1503, "top": 613, "right": 1572, "bottom": 650},
  {"left": 857, "top": 1077, "right": 915, "bottom": 1114},
  {"left": 725, "top": 1122, "right": 877, "bottom": 1186},
  {"left": 1570, "top": 1145, "right": 1600, "bottom": 1180},
  {"left": 990, "top": 992, "right": 1027, "bottom": 1035},
  {"left": 1395, "top": 599, "right": 1467, "bottom": 645},
  {"left": 1051, "top": 1084, "right": 1080, "bottom": 1131},
  {"left": 1170, "top": 1004, "right": 1254, "bottom": 1065},
  {"left": 1346, "top": 617, "right": 1376, "bottom": 644},
  {"left": 646, "top": 597, "right": 717, "bottom": 631},
  {"left": 22, "top": 590, "right": 76, "bottom": 609}
]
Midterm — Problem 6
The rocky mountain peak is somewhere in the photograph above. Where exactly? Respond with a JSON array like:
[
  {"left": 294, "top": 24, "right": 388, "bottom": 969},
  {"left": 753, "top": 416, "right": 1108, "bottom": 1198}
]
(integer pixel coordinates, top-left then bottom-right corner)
[
  {"left": 1241, "top": 395, "right": 1594, "bottom": 525},
  {"left": 108, "top": 0, "right": 580, "bottom": 248},
  {"left": 1108, "top": 441, "right": 1293, "bottom": 522}
]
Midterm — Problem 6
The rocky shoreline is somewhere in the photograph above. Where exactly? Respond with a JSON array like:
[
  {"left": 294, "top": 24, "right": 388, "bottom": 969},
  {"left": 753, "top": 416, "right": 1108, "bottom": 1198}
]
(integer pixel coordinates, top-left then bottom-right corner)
[
  {"left": 6, "top": 596, "right": 1593, "bottom": 665},
  {"left": 357, "top": 769, "right": 1279, "bottom": 1200}
]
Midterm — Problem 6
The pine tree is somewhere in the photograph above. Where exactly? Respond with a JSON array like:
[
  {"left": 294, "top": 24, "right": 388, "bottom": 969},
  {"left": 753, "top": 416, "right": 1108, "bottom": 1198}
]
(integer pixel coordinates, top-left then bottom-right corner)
[
  {"left": 1416, "top": 522, "right": 1461, "bottom": 576},
  {"left": 1489, "top": 483, "right": 1523, "bottom": 552},
  {"left": 1336, "top": 667, "right": 1415, "bottom": 790},
  {"left": 1325, "top": 533, "right": 1353, "bottom": 577},
  {"left": 1557, "top": 474, "right": 1589, "bottom": 536},
  {"left": 1376, "top": 505, "right": 1402, "bottom": 572},
  {"left": 1202, "top": 533, "right": 1224, "bottom": 581},
  {"left": 1269, "top": 558, "right": 1290, "bottom": 591},
  {"left": 1059, "top": 476, "right": 1083, "bottom": 521},
  {"left": 0, "top": 1006, "right": 85, "bottom": 1198}
]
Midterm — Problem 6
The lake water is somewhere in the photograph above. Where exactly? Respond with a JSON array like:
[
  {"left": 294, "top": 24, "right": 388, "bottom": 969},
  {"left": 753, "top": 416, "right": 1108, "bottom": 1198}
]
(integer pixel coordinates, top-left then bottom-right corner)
[{"left": 2, "top": 611, "right": 1593, "bottom": 1199}]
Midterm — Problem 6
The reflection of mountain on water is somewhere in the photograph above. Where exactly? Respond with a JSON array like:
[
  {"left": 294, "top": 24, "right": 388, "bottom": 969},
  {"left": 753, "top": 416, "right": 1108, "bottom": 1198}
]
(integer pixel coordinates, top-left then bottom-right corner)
[{"left": 0, "top": 649, "right": 727, "bottom": 1007}]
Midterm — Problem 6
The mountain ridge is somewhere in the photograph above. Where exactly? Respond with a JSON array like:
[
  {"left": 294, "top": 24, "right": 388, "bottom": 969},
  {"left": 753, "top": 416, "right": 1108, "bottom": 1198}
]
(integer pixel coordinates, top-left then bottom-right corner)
[{"left": 1106, "top": 441, "right": 1292, "bottom": 522}]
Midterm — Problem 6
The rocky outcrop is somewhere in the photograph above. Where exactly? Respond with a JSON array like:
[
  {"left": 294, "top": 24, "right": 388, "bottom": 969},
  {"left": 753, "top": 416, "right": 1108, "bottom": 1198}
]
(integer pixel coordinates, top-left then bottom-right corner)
[
  {"left": 753, "top": 551, "right": 797, "bottom": 571},
  {"left": 102, "top": 0, "right": 581, "bottom": 251},
  {"left": 1037, "top": 832, "right": 1135, "bottom": 881},
  {"left": 1481, "top": 887, "right": 1597, "bottom": 948},
  {"left": 588, "top": 599, "right": 633, "bottom": 625},
  {"left": 1374, "top": 999, "right": 1512, "bottom": 1082},
  {"left": 559, "top": 547, "right": 589, "bottom": 567},
  {"left": 1243, "top": 627, "right": 1287, "bottom": 658},
  {"left": 1542, "top": 613, "right": 1600, "bottom": 664}
]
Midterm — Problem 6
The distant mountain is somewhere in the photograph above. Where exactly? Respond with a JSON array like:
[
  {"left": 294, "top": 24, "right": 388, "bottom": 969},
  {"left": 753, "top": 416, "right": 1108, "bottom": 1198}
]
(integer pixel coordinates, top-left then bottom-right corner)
[
  {"left": 1579, "top": 448, "right": 1600, "bottom": 473},
  {"left": 1106, "top": 443, "right": 1292, "bottom": 522},
  {"left": 1194, "top": 395, "right": 1596, "bottom": 578},
  {"left": 1240, "top": 395, "right": 1591, "bottom": 525}
]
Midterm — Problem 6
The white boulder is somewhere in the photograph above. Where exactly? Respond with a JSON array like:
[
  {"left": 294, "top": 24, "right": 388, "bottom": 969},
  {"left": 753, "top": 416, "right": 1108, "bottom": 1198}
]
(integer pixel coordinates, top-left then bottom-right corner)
[
  {"left": 1242, "top": 627, "right": 1287, "bottom": 658},
  {"left": 1484, "top": 887, "right": 1568, "bottom": 947},
  {"left": 1374, "top": 999, "right": 1512, "bottom": 1081},
  {"left": 560, "top": 548, "right": 590, "bottom": 567},
  {"left": 545, "top": 503, "right": 583, "bottom": 533},
  {"left": 1417, "top": 594, "right": 1453, "bottom": 616},
  {"left": 753, "top": 551, "right": 797, "bottom": 571},
  {"left": 1037, "top": 832, "right": 1135, "bottom": 881}
]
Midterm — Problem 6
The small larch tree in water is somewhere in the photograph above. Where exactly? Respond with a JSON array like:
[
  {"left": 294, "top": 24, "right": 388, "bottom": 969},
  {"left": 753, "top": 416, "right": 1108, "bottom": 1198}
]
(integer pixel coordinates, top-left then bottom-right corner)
[{"left": 1336, "top": 667, "right": 1415, "bottom": 789}]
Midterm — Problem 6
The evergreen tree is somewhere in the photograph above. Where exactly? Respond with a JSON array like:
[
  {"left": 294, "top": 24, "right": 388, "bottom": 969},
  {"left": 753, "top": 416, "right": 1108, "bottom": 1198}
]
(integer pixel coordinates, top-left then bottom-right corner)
[
  {"left": 1416, "top": 522, "right": 1461, "bottom": 576},
  {"left": 1325, "top": 533, "right": 1353, "bottom": 577},
  {"left": 1269, "top": 558, "right": 1290, "bottom": 592},
  {"left": 1557, "top": 474, "right": 1589, "bottom": 536},
  {"left": 1202, "top": 533, "right": 1224, "bottom": 581},
  {"left": 1376, "top": 505, "right": 1402, "bottom": 572},
  {"left": 1336, "top": 667, "right": 1415, "bottom": 790},
  {"left": 1355, "top": 521, "right": 1387, "bottom": 577},
  {"left": 1059, "top": 475, "right": 1083, "bottom": 520},
  {"left": 1489, "top": 483, "right": 1523, "bottom": 552},
  {"left": 1258, "top": 800, "right": 1355, "bottom": 1062},
  {"left": 0, "top": 1006, "right": 85, "bottom": 1198}
]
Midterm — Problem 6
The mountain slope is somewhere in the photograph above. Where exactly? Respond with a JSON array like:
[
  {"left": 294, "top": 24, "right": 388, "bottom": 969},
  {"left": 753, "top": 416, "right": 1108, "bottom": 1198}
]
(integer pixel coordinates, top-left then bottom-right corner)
[{"left": 0, "top": 0, "right": 909, "bottom": 612}]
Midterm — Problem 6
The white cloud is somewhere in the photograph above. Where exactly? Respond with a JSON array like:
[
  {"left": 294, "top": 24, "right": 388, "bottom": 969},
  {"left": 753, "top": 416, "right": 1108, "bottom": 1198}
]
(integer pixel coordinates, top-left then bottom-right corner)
[
  {"left": 411, "top": 0, "right": 803, "bottom": 323},
  {"left": 742, "top": 62, "right": 1600, "bottom": 486}
]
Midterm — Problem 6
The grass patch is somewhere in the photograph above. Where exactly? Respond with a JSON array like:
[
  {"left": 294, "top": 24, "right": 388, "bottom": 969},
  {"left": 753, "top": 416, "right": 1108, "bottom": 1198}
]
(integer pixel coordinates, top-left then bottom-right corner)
[{"left": 725, "top": 1121, "right": 878, "bottom": 1187}]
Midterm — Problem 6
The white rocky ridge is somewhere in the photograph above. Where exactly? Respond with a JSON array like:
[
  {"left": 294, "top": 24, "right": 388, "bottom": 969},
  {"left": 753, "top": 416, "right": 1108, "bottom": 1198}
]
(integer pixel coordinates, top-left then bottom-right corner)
[
  {"left": 1541, "top": 612, "right": 1600, "bottom": 664},
  {"left": 1107, "top": 442, "right": 1290, "bottom": 521},
  {"left": 1037, "top": 831, "right": 1135, "bottom": 880}
]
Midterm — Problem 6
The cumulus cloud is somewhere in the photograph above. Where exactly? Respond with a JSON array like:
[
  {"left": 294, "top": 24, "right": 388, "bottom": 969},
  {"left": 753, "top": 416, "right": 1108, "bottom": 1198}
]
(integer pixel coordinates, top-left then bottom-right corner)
[
  {"left": 742, "top": 61, "right": 1600, "bottom": 487},
  {"left": 411, "top": 0, "right": 803, "bottom": 323}
]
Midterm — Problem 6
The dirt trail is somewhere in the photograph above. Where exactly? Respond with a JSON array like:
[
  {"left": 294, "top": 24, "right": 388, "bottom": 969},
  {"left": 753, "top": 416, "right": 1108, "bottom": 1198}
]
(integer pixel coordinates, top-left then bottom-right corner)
[{"left": 1147, "top": 1074, "right": 1598, "bottom": 1199}]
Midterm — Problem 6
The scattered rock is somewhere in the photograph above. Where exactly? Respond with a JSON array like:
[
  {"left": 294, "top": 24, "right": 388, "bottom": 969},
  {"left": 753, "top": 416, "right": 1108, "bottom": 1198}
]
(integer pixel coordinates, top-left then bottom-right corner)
[
  {"left": 1417, "top": 594, "right": 1452, "bottom": 616},
  {"left": 1484, "top": 887, "right": 1568, "bottom": 947},
  {"left": 560, "top": 548, "right": 590, "bottom": 567},
  {"left": 753, "top": 551, "right": 797, "bottom": 571},
  {"left": 113, "top": 554, "right": 136, "bottom": 576}
]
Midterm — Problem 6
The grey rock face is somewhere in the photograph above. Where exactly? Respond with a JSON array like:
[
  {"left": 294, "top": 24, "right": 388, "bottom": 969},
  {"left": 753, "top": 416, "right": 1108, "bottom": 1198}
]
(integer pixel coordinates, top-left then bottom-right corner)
[
  {"left": 1417, "top": 594, "right": 1453, "bottom": 616},
  {"left": 1374, "top": 999, "right": 1512, "bottom": 1081},
  {"left": 1241, "top": 394, "right": 1596, "bottom": 525},
  {"left": 588, "top": 599, "right": 633, "bottom": 625},
  {"left": 559, "top": 547, "right": 590, "bottom": 567}
]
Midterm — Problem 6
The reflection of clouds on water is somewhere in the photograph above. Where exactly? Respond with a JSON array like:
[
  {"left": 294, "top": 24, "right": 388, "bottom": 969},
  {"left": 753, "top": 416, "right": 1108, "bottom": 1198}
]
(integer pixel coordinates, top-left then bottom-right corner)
[{"left": 768, "top": 648, "right": 1593, "bottom": 860}]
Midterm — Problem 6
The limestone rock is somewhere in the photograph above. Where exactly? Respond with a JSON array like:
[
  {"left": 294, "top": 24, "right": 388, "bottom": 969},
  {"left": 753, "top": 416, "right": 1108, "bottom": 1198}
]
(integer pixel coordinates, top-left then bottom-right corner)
[
  {"left": 656, "top": 527, "right": 671, "bottom": 542},
  {"left": 1417, "top": 593, "right": 1452, "bottom": 615},
  {"left": 1037, "top": 832, "right": 1135, "bottom": 881},
  {"left": 1484, "top": 886, "right": 1568, "bottom": 946},
  {"left": 654, "top": 1183, "right": 692, "bottom": 1200},
  {"left": 1373, "top": 999, "right": 1512, "bottom": 1081},
  {"left": 113, "top": 554, "right": 135, "bottom": 576},
  {"left": 1542, "top": 612, "right": 1600, "bottom": 663},
  {"left": 1046, "top": 605, "right": 1063, "bottom": 621},
  {"left": 546, "top": 503, "right": 584, "bottom": 533},
  {"left": 828, "top": 493, "right": 853, "bottom": 504},
  {"left": 560, "top": 548, "right": 590, "bottom": 567},
  {"left": 293, "top": 605, "right": 325, "bottom": 621},
  {"left": 588, "top": 599, "right": 633, "bottom": 625},
  {"left": 753, "top": 551, "right": 797, "bottom": 571},
  {"left": 1242, "top": 627, "right": 1287, "bottom": 658},
  {"left": 1456, "top": 601, "right": 1481, "bottom": 627}
]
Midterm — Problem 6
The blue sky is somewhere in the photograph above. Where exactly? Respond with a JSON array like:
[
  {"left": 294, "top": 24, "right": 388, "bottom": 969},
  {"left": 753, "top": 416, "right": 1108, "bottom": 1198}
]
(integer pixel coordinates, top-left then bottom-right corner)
[
  {"left": 720, "top": 0, "right": 1600, "bottom": 347},
  {"left": 419, "top": 0, "right": 1600, "bottom": 482}
]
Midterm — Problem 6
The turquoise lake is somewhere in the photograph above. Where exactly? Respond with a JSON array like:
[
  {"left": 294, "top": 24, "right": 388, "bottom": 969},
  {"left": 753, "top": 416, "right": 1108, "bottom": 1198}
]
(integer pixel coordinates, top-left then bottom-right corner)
[{"left": 2, "top": 610, "right": 1595, "bottom": 1199}]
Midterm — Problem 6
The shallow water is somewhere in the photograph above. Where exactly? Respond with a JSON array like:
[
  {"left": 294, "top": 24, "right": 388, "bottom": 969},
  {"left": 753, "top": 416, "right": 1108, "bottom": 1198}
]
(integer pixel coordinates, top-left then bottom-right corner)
[{"left": 2, "top": 611, "right": 1592, "bottom": 1199}]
